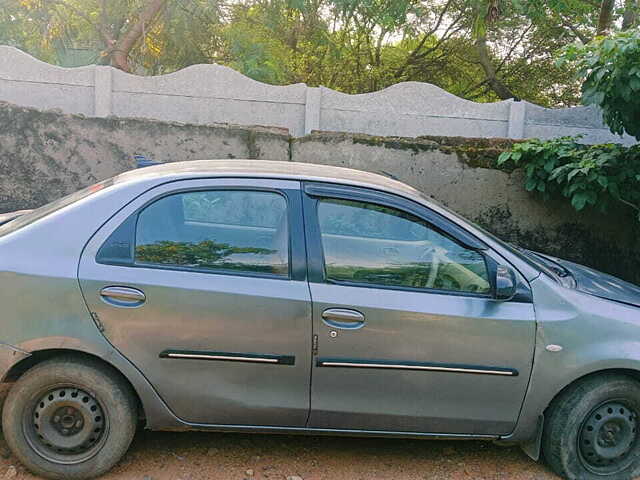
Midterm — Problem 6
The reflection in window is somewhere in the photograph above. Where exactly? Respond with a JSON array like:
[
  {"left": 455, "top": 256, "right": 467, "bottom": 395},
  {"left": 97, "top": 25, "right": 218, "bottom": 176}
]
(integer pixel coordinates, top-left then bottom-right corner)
[
  {"left": 318, "top": 199, "right": 490, "bottom": 294},
  {"left": 135, "top": 190, "right": 288, "bottom": 276}
]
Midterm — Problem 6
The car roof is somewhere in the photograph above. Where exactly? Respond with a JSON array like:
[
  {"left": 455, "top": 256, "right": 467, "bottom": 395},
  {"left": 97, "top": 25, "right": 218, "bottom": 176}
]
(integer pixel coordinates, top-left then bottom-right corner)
[{"left": 115, "top": 160, "right": 422, "bottom": 199}]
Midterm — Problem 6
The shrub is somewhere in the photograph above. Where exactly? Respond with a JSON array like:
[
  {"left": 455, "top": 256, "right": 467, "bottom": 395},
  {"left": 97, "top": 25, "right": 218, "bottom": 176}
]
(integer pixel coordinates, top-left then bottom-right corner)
[
  {"left": 559, "top": 30, "right": 640, "bottom": 140},
  {"left": 498, "top": 137, "right": 640, "bottom": 216}
]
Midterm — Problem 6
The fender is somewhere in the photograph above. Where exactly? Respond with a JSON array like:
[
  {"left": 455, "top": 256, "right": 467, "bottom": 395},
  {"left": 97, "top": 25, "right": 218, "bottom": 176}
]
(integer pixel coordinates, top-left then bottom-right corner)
[
  {"left": 500, "top": 342, "right": 640, "bottom": 456},
  {"left": 0, "top": 335, "right": 185, "bottom": 431}
]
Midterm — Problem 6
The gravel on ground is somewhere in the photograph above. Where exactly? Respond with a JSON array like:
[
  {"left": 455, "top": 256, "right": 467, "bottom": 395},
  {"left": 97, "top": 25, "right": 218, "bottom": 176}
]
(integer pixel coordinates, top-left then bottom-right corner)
[{"left": 0, "top": 384, "right": 560, "bottom": 480}]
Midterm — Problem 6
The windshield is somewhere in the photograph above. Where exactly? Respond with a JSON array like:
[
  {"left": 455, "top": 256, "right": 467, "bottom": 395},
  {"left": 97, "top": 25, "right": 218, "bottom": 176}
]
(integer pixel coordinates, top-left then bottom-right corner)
[{"left": 0, "top": 179, "right": 114, "bottom": 239}]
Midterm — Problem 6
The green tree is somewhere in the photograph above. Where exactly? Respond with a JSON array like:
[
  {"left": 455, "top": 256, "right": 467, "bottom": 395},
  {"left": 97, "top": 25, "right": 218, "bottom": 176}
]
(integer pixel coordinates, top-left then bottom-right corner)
[
  {"left": 0, "top": 0, "right": 223, "bottom": 72},
  {"left": 2, "top": 0, "right": 635, "bottom": 107},
  {"left": 559, "top": 29, "right": 640, "bottom": 140}
]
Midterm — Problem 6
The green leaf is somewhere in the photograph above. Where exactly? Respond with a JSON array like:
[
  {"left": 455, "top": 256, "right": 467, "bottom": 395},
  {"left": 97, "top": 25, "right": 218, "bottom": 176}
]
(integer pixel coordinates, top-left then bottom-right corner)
[
  {"left": 567, "top": 169, "right": 582, "bottom": 181},
  {"left": 544, "top": 160, "right": 556, "bottom": 173},
  {"left": 497, "top": 152, "right": 511, "bottom": 164},
  {"left": 571, "top": 192, "right": 588, "bottom": 211},
  {"left": 525, "top": 177, "right": 538, "bottom": 191}
]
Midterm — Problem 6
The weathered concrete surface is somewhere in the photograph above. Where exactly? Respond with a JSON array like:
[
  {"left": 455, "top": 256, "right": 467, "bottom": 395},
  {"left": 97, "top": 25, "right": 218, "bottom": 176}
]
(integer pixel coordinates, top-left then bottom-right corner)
[
  {"left": 1, "top": 102, "right": 637, "bottom": 284},
  {"left": 0, "top": 45, "right": 636, "bottom": 144},
  {"left": 293, "top": 132, "right": 639, "bottom": 284},
  {"left": 0, "top": 102, "right": 289, "bottom": 213}
]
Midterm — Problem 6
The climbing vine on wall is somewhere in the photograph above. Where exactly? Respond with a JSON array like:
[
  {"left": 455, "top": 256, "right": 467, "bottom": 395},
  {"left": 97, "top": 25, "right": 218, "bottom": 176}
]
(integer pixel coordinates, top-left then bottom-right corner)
[{"left": 498, "top": 137, "right": 640, "bottom": 217}]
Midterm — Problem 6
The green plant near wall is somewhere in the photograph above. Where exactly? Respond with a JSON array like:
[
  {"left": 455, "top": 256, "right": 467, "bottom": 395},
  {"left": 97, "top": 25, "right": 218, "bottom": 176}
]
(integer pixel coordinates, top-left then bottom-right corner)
[
  {"left": 498, "top": 137, "right": 640, "bottom": 217},
  {"left": 558, "top": 29, "right": 640, "bottom": 140},
  {"left": 500, "top": 30, "right": 640, "bottom": 217}
]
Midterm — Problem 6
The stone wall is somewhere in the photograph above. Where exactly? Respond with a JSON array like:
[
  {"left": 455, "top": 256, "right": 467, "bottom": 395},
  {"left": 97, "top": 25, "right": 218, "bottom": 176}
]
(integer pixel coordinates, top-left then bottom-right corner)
[
  {"left": 293, "top": 133, "right": 638, "bottom": 283},
  {"left": 1, "top": 46, "right": 636, "bottom": 144},
  {"left": 0, "top": 102, "right": 288, "bottom": 214},
  {"left": 1, "top": 102, "right": 637, "bottom": 283}
]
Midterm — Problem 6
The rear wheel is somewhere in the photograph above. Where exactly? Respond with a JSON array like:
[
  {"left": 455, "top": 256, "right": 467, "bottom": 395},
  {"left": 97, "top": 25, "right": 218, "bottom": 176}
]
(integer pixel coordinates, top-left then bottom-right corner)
[
  {"left": 543, "top": 373, "right": 640, "bottom": 479},
  {"left": 2, "top": 356, "right": 137, "bottom": 479}
]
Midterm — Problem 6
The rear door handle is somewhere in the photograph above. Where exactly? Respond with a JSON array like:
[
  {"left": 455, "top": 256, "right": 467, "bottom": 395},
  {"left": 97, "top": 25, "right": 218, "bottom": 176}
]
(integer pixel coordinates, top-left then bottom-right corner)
[
  {"left": 322, "top": 308, "right": 365, "bottom": 330},
  {"left": 100, "top": 286, "right": 146, "bottom": 307}
]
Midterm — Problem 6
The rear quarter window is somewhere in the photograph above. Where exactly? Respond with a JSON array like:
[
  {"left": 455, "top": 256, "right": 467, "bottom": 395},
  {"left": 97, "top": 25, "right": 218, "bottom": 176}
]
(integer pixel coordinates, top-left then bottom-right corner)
[{"left": 0, "top": 179, "right": 113, "bottom": 239}]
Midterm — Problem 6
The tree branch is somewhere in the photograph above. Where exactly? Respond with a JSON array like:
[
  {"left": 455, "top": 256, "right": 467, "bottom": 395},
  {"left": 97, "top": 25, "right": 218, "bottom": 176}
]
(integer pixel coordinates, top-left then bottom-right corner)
[
  {"left": 475, "top": 33, "right": 516, "bottom": 100},
  {"left": 597, "top": 0, "right": 615, "bottom": 36},
  {"left": 51, "top": 0, "right": 114, "bottom": 46},
  {"left": 394, "top": 0, "right": 456, "bottom": 78},
  {"left": 560, "top": 16, "right": 592, "bottom": 44},
  {"left": 111, "top": 0, "right": 168, "bottom": 72},
  {"left": 623, "top": 0, "right": 638, "bottom": 30},
  {"left": 497, "top": 23, "right": 534, "bottom": 71}
]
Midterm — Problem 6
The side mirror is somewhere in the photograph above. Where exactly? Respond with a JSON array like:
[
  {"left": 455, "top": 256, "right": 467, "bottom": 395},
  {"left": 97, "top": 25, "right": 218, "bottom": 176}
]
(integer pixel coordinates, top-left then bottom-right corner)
[{"left": 495, "top": 265, "right": 517, "bottom": 301}]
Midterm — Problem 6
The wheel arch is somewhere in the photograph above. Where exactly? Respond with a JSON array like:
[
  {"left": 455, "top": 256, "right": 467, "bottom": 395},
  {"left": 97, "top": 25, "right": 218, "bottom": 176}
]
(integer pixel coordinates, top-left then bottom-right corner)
[
  {"left": 0, "top": 344, "right": 183, "bottom": 431},
  {"left": 515, "top": 367, "right": 640, "bottom": 461},
  {"left": 3, "top": 349, "right": 146, "bottom": 421},
  {"left": 544, "top": 368, "right": 640, "bottom": 414}
]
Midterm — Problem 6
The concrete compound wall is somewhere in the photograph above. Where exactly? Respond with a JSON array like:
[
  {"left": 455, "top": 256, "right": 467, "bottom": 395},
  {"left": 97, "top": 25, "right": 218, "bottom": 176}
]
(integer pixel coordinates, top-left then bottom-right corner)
[
  {"left": 1, "top": 101, "right": 637, "bottom": 283},
  {"left": 0, "top": 102, "right": 288, "bottom": 213},
  {"left": 1, "top": 45, "right": 636, "bottom": 144}
]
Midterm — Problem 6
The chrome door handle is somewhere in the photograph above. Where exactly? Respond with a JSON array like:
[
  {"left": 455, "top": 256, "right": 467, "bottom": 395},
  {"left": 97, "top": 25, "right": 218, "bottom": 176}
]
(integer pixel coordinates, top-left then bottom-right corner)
[
  {"left": 321, "top": 308, "right": 365, "bottom": 330},
  {"left": 100, "top": 286, "right": 146, "bottom": 307}
]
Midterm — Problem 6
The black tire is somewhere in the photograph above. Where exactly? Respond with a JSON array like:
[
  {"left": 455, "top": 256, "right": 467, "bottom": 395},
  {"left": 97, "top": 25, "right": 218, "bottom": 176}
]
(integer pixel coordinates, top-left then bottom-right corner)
[
  {"left": 543, "top": 373, "right": 640, "bottom": 480},
  {"left": 2, "top": 356, "right": 137, "bottom": 480}
]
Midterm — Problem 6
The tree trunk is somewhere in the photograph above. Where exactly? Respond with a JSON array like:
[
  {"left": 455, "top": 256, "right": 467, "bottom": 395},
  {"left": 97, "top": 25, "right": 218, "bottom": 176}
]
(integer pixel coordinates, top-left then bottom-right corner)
[
  {"left": 597, "top": 0, "right": 616, "bottom": 36},
  {"left": 623, "top": 0, "right": 638, "bottom": 30},
  {"left": 475, "top": 34, "right": 516, "bottom": 100},
  {"left": 110, "top": 0, "right": 168, "bottom": 72}
]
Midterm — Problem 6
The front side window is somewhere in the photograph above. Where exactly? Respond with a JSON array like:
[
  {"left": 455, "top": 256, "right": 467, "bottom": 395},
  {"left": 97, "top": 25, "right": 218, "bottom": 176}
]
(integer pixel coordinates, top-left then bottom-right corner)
[
  {"left": 135, "top": 190, "right": 289, "bottom": 276},
  {"left": 317, "top": 199, "right": 490, "bottom": 294}
]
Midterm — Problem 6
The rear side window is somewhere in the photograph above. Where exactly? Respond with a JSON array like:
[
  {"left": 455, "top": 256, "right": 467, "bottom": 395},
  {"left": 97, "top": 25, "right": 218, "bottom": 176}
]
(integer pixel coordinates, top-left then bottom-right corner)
[
  {"left": 134, "top": 190, "right": 289, "bottom": 276},
  {"left": 317, "top": 198, "right": 490, "bottom": 294}
]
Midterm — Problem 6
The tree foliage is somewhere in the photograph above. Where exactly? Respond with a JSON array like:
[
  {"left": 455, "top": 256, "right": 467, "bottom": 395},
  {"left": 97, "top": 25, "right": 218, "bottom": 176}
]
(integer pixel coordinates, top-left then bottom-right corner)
[
  {"left": 559, "top": 29, "right": 640, "bottom": 140},
  {"left": 498, "top": 137, "right": 640, "bottom": 217},
  {"left": 497, "top": 14, "right": 640, "bottom": 218},
  {"left": 136, "top": 240, "right": 280, "bottom": 272},
  {"left": 0, "top": 0, "right": 223, "bottom": 72},
  {"left": 1, "top": 0, "right": 638, "bottom": 104}
]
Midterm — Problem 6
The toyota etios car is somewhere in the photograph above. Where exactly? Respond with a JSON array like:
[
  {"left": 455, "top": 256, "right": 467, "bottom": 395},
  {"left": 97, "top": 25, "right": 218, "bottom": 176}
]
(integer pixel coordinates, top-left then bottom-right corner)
[{"left": 1, "top": 161, "right": 640, "bottom": 480}]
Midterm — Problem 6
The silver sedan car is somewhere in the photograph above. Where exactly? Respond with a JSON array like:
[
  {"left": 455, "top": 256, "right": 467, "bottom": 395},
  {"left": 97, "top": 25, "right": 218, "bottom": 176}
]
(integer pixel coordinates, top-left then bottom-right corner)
[{"left": 1, "top": 160, "right": 640, "bottom": 480}]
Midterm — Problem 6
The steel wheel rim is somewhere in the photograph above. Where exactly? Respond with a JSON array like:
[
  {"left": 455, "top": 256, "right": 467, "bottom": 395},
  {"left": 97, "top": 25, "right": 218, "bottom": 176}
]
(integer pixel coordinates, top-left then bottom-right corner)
[
  {"left": 23, "top": 386, "right": 109, "bottom": 465},
  {"left": 578, "top": 400, "right": 638, "bottom": 475}
]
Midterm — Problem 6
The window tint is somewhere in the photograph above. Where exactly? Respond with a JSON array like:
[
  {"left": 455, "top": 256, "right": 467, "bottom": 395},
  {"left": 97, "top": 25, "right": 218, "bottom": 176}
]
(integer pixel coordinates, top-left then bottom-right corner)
[
  {"left": 317, "top": 199, "right": 490, "bottom": 294},
  {"left": 135, "top": 190, "right": 288, "bottom": 276}
]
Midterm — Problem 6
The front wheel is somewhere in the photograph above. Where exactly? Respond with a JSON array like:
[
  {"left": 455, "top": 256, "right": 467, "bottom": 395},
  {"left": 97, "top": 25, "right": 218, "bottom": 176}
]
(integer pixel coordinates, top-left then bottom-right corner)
[
  {"left": 2, "top": 356, "right": 137, "bottom": 479},
  {"left": 543, "top": 373, "right": 640, "bottom": 480}
]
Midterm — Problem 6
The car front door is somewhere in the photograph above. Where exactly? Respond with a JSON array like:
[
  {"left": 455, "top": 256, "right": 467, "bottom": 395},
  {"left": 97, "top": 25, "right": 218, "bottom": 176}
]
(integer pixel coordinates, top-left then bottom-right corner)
[
  {"left": 79, "top": 178, "right": 311, "bottom": 426},
  {"left": 303, "top": 182, "right": 536, "bottom": 435}
]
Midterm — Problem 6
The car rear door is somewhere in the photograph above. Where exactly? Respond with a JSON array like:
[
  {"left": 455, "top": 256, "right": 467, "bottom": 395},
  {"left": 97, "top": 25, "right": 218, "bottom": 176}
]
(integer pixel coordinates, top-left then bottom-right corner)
[
  {"left": 79, "top": 178, "right": 312, "bottom": 426},
  {"left": 302, "top": 182, "right": 536, "bottom": 435}
]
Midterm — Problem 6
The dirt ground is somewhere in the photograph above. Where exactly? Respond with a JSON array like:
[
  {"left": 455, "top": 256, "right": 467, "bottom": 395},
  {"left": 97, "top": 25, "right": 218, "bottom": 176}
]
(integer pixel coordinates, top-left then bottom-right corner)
[{"left": 0, "top": 384, "right": 560, "bottom": 480}]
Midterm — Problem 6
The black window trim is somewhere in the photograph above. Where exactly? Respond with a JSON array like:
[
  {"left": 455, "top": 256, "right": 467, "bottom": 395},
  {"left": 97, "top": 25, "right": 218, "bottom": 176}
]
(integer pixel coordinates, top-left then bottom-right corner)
[
  {"left": 97, "top": 185, "right": 303, "bottom": 281},
  {"left": 302, "top": 181, "right": 496, "bottom": 299},
  {"left": 304, "top": 182, "right": 488, "bottom": 251}
]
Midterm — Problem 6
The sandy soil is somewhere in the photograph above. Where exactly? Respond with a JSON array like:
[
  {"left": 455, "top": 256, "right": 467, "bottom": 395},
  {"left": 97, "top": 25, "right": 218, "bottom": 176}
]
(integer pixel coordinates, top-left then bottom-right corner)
[
  {"left": 0, "top": 430, "right": 562, "bottom": 480},
  {"left": 0, "top": 379, "right": 559, "bottom": 480}
]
